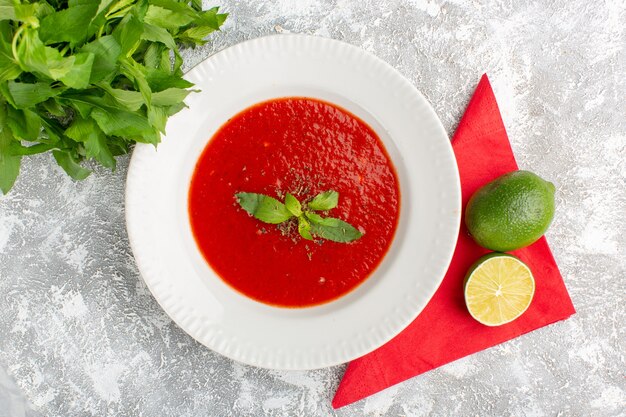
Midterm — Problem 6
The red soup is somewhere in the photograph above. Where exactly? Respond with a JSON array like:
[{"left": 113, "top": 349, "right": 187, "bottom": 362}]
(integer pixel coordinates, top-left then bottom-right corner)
[{"left": 189, "top": 98, "right": 400, "bottom": 307}]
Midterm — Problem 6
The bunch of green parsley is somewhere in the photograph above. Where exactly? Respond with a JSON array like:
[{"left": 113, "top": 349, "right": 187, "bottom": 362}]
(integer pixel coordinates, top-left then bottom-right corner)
[{"left": 0, "top": 0, "right": 226, "bottom": 194}]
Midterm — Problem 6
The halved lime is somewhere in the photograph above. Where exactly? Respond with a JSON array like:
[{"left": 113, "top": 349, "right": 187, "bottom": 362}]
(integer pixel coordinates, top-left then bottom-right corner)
[{"left": 464, "top": 253, "right": 535, "bottom": 326}]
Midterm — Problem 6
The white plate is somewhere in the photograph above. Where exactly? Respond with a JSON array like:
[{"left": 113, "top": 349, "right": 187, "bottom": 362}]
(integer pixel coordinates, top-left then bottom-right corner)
[{"left": 125, "top": 34, "right": 461, "bottom": 370}]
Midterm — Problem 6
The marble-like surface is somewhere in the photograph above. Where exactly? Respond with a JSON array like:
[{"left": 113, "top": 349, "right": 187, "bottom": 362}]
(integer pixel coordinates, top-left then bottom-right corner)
[{"left": 1, "top": 0, "right": 625, "bottom": 415}]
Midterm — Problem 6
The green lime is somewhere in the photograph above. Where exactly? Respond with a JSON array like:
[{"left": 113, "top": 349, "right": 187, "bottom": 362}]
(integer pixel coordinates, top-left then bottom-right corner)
[
  {"left": 465, "top": 170, "right": 555, "bottom": 251},
  {"left": 464, "top": 253, "right": 535, "bottom": 326}
]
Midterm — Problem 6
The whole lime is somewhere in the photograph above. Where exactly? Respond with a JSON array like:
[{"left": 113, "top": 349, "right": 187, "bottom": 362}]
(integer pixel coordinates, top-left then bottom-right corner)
[{"left": 465, "top": 170, "right": 555, "bottom": 251}]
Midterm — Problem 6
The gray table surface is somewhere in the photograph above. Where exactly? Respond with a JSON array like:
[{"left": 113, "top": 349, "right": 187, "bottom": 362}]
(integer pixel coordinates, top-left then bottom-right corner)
[{"left": 1, "top": 1, "right": 625, "bottom": 416}]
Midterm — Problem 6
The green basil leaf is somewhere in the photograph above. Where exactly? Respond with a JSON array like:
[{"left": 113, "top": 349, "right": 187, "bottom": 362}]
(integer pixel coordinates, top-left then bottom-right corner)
[
  {"left": 308, "top": 190, "right": 339, "bottom": 211},
  {"left": 309, "top": 217, "right": 363, "bottom": 243},
  {"left": 284, "top": 192, "right": 302, "bottom": 217},
  {"left": 304, "top": 211, "right": 332, "bottom": 225},
  {"left": 236, "top": 192, "right": 293, "bottom": 224},
  {"left": 7, "top": 81, "right": 62, "bottom": 108},
  {"left": 297, "top": 216, "right": 313, "bottom": 240},
  {"left": 52, "top": 150, "right": 91, "bottom": 180}
]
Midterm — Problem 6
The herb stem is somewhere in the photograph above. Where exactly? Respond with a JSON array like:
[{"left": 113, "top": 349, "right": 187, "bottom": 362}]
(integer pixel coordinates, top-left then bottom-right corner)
[{"left": 11, "top": 24, "right": 26, "bottom": 67}]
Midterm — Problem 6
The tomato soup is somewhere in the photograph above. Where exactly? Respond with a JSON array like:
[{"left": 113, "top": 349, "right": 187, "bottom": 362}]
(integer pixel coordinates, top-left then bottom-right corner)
[{"left": 188, "top": 98, "right": 400, "bottom": 307}]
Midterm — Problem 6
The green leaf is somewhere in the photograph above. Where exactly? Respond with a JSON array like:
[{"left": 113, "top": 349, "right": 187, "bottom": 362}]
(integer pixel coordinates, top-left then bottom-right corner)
[
  {"left": 7, "top": 81, "right": 62, "bottom": 108},
  {"left": 39, "top": 117, "right": 63, "bottom": 144},
  {"left": 113, "top": 13, "right": 144, "bottom": 56},
  {"left": 103, "top": 0, "right": 135, "bottom": 19},
  {"left": 7, "top": 142, "right": 56, "bottom": 156},
  {"left": 0, "top": 25, "right": 21, "bottom": 82},
  {"left": 196, "top": 7, "right": 227, "bottom": 30},
  {"left": 15, "top": 28, "right": 50, "bottom": 75},
  {"left": 99, "top": 83, "right": 144, "bottom": 111},
  {"left": 190, "top": 0, "right": 202, "bottom": 11},
  {"left": 141, "top": 23, "right": 176, "bottom": 50},
  {"left": 41, "top": 98, "right": 67, "bottom": 117},
  {"left": 39, "top": 3, "right": 99, "bottom": 47},
  {"left": 13, "top": 2, "right": 40, "bottom": 25},
  {"left": 145, "top": 67, "right": 194, "bottom": 91},
  {"left": 59, "top": 52, "right": 94, "bottom": 89},
  {"left": 143, "top": 42, "right": 163, "bottom": 69},
  {"left": 144, "top": 5, "right": 195, "bottom": 30},
  {"left": 308, "top": 190, "right": 339, "bottom": 211},
  {"left": 297, "top": 216, "right": 313, "bottom": 240},
  {"left": 61, "top": 93, "right": 160, "bottom": 143},
  {"left": 15, "top": 29, "right": 75, "bottom": 81},
  {"left": 80, "top": 36, "right": 121, "bottom": 83},
  {"left": 52, "top": 150, "right": 91, "bottom": 180},
  {"left": 236, "top": 192, "right": 293, "bottom": 224},
  {"left": 147, "top": 105, "right": 167, "bottom": 133},
  {"left": 0, "top": 0, "right": 16, "bottom": 21},
  {"left": 43, "top": 48, "right": 75, "bottom": 80},
  {"left": 109, "top": 89, "right": 144, "bottom": 111},
  {"left": 0, "top": 116, "right": 21, "bottom": 194},
  {"left": 120, "top": 58, "right": 152, "bottom": 109},
  {"left": 304, "top": 211, "right": 329, "bottom": 225},
  {"left": 159, "top": 47, "right": 171, "bottom": 72},
  {"left": 73, "top": 0, "right": 116, "bottom": 39},
  {"left": 166, "top": 101, "right": 186, "bottom": 116},
  {"left": 309, "top": 216, "right": 363, "bottom": 243},
  {"left": 177, "top": 25, "right": 218, "bottom": 45},
  {"left": 151, "top": 87, "right": 191, "bottom": 106},
  {"left": 284, "top": 192, "right": 302, "bottom": 217},
  {"left": 90, "top": 105, "right": 160, "bottom": 144},
  {"left": 65, "top": 116, "right": 115, "bottom": 169},
  {"left": 6, "top": 106, "right": 41, "bottom": 141}
]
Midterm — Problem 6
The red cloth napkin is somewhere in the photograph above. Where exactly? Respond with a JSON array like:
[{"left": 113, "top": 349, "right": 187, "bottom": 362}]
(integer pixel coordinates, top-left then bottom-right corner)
[{"left": 332, "top": 74, "right": 576, "bottom": 409}]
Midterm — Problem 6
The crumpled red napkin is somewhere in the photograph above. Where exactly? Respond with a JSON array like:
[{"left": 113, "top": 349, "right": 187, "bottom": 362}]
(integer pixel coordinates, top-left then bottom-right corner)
[{"left": 332, "top": 74, "right": 576, "bottom": 409}]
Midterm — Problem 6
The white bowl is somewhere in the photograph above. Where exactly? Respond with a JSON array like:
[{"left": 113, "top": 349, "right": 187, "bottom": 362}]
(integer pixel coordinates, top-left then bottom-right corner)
[{"left": 125, "top": 34, "right": 461, "bottom": 370}]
